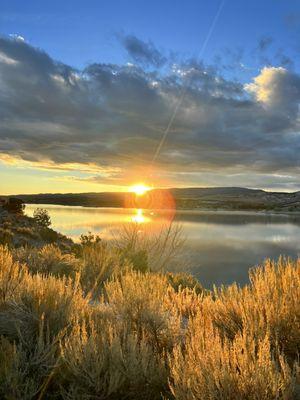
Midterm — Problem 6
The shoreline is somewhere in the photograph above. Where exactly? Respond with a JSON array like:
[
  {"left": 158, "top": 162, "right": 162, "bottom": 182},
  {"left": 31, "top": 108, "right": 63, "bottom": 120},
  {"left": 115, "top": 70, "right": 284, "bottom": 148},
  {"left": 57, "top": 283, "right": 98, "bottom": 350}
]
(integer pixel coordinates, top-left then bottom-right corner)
[{"left": 24, "top": 202, "right": 300, "bottom": 217}]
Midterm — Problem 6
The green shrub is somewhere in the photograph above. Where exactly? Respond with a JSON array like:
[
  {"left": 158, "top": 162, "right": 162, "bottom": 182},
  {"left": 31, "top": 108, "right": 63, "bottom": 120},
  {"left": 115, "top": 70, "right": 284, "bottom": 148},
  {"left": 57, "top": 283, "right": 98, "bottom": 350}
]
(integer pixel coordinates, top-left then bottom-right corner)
[
  {"left": 166, "top": 271, "right": 204, "bottom": 294},
  {"left": 3, "top": 198, "right": 25, "bottom": 215},
  {"left": 38, "top": 227, "right": 59, "bottom": 243},
  {"left": 33, "top": 208, "right": 51, "bottom": 228},
  {"left": 80, "top": 231, "right": 101, "bottom": 246}
]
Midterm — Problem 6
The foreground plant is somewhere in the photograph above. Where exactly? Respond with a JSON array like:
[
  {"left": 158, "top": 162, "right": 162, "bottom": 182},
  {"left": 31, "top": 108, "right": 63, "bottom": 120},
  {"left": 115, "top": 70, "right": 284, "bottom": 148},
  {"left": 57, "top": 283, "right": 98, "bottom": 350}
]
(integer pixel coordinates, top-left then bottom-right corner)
[{"left": 0, "top": 244, "right": 299, "bottom": 399}]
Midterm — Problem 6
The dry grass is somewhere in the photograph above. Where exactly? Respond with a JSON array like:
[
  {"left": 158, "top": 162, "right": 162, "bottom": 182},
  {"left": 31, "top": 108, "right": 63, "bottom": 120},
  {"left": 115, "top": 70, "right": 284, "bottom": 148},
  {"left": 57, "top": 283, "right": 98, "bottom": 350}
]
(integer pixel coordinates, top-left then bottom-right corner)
[
  {"left": 0, "top": 242, "right": 299, "bottom": 399},
  {"left": 113, "top": 222, "right": 185, "bottom": 272},
  {"left": 14, "top": 244, "right": 81, "bottom": 278},
  {"left": 170, "top": 327, "right": 296, "bottom": 400}
]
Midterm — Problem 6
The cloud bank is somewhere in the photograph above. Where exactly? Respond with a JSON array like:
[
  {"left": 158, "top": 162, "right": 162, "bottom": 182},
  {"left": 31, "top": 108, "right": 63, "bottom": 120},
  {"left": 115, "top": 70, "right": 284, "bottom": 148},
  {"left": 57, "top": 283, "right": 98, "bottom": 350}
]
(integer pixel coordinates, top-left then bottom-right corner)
[{"left": 0, "top": 35, "right": 300, "bottom": 189}]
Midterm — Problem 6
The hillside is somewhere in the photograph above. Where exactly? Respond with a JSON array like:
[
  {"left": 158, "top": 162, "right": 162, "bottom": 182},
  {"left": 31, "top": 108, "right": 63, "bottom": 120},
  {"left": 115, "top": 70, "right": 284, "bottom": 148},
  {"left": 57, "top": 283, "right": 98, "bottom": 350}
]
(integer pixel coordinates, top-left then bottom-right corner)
[
  {"left": 4, "top": 187, "right": 300, "bottom": 211},
  {"left": 0, "top": 206, "right": 73, "bottom": 249}
]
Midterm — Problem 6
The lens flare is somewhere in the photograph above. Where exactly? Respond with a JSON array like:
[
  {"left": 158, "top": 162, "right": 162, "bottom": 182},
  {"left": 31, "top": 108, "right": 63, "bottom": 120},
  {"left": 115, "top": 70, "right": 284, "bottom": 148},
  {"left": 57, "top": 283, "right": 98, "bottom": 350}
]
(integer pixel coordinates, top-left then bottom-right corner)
[{"left": 130, "top": 184, "right": 150, "bottom": 196}]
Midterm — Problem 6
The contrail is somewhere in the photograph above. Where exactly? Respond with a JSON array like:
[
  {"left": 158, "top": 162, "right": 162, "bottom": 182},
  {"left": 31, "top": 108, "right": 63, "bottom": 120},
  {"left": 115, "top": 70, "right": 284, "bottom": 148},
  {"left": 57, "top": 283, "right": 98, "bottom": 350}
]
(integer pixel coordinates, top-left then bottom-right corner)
[{"left": 151, "top": 0, "right": 226, "bottom": 164}]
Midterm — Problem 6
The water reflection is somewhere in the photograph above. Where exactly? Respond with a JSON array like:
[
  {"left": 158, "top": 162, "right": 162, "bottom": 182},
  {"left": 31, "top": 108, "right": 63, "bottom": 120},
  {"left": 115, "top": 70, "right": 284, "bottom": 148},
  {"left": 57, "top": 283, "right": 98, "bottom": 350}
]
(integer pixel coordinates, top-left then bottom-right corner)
[
  {"left": 26, "top": 204, "right": 300, "bottom": 288},
  {"left": 131, "top": 209, "right": 149, "bottom": 224}
]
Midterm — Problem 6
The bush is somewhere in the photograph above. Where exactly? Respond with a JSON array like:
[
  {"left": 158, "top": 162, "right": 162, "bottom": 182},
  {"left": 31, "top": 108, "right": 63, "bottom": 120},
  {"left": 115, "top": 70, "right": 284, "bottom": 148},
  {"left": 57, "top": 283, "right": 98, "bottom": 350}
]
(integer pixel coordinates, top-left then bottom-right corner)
[
  {"left": 79, "top": 231, "right": 101, "bottom": 246},
  {"left": 0, "top": 228, "right": 13, "bottom": 247},
  {"left": 61, "top": 320, "right": 169, "bottom": 400},
  {"left": 15, "top": 226, "right": 38, "bottom": 239},
  {"left": 14, "top": 244, "right": 81, "bottom": 279},
  {"left": 114, "top": 222, "right": 185, "bottom": 272},
  {"left": 166, "top": 271, "right": 204, "bottom": 295},
  {"left": 33, "top": 208, "right": 51, "bottom": 228},
  {"left": 3, "top": 198, "right": 25, "bottom": 215},
  {"left": 104, "top": 270, "right": 182, "bottom": 351},
  {"left": 170, "top": 328, "right": 297, "bottom": 400},
  {"left": 79, "top": 242, "right": 121, "bottom": 296},
  {"left": 38, "top": 227, "right": 60, "bottom": 243},
  {"left": 208, "top": 258, "right": 300, "bottom": 361},
  {"left": 0, "top": 246, "right": 27, "bottom": 303}
]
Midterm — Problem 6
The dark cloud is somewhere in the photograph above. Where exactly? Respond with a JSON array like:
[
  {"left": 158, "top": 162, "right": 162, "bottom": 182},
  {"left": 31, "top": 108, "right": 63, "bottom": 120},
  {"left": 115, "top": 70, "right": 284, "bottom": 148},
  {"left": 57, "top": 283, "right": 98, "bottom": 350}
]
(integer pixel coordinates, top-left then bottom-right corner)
[
  {"left": 0, "top": 36, "right": 300, "bottom": 188},
  {"left": 120, "top": 34, "right": 166, "bottom": 67}
]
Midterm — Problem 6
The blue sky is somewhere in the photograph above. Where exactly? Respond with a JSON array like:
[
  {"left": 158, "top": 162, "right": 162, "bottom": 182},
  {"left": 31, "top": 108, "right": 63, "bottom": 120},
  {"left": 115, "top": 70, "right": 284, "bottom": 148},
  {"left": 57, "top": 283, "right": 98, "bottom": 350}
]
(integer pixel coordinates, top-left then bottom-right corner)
[
  {"left": 1, "top": 1, "right": 300, "bottom": 193},
  {"left": 1, "top": 0, "right": 299, "bottom": 73}
]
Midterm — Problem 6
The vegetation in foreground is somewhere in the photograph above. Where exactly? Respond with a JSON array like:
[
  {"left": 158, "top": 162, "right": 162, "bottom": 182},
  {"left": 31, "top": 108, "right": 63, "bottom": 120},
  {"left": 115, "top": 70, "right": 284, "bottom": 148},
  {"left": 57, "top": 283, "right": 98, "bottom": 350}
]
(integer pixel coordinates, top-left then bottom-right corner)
[{"left": 0, "top": 207, "right": 299, "bottom": 399}]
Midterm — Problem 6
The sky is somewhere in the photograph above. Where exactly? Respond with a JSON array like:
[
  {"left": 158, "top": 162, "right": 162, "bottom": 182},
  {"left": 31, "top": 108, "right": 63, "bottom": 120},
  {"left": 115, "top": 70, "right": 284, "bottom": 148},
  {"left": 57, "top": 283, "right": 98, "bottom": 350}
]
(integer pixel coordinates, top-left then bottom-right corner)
[{"left": 1, "top": 0, "right": 300, "bottom": 194}]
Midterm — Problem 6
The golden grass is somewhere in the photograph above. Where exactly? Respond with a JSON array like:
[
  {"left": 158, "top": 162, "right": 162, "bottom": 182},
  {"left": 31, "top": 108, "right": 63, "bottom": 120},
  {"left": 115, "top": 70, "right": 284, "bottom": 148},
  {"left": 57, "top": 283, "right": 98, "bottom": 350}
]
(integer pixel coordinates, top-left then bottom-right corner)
[{"left": 0, "top": 243, "right": 299, "bottom": 399}]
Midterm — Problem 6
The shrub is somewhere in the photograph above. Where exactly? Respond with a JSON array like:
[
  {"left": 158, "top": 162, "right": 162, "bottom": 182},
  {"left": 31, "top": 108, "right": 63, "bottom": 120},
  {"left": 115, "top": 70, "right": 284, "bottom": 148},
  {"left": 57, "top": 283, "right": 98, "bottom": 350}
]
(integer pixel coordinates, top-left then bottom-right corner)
[
  {"left": 104, "top": 270, "right": 182, "bottom": 352},
  {"left": 166, "top": 271, "right": 204, "bottom": 295},
  {"left": 113, "top": 222, "right": 185, "bottom": 272},
  {"left": 15, "top": 226, "right": 38, "bottom": 239},
  {"left": 79, "top": 242, "right": 123, "bottom": 296},
  {"left": 61, "top": 320, "right": 169, "bottom": 400},
  {"left": 0, "top": 228, "right": 13, "bottom": 247},
  {"left": 0, "top": 330, "right": 60, "bottom": 400},
  {"left": 33, "top": 208, "right": 51, "bottom": 228},
  {"left": 3, "top": 198, "right": 25, "bottom": 215},
  {"left": 0, "top": 272, "right": 88, "bottom": 342},
  {"left": 80, "top": 231, "right": 101, "bottom": 246},
  {"left": 0, "top": 246, "right": 27, "bottom": 303},
  {"left": 170, "top": 326, "right": 297, "bottom": 400},
  {"left": 14, "top": 245, "right": 81, "bottom": 279},
  {"left": 208, "top": 258, "right": 300, "bottom": 361}
]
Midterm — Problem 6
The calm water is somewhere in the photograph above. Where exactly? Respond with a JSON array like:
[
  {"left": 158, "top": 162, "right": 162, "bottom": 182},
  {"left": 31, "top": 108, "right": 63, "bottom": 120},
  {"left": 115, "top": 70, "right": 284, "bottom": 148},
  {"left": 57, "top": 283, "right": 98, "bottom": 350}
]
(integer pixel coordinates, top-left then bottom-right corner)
[{"left": 26, "top": 204, "right": 300, "bottom": 288}]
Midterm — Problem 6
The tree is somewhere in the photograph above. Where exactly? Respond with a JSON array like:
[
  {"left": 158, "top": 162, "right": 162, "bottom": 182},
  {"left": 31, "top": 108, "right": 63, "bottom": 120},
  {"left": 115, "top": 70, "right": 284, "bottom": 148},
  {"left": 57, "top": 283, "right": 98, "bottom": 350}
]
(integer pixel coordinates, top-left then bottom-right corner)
[
  {"left": 3, "top": 198, "right": 25, "bottom": 215},
  {"left": 33, "top": 208, "right": 51, "bottom": 228}
]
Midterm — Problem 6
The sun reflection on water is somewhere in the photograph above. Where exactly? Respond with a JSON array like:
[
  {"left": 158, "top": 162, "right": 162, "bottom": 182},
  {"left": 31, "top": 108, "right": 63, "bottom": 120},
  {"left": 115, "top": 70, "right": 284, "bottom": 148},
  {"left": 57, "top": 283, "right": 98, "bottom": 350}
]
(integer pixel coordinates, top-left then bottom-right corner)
[{"left": 131, "top": 208, "right": 149, "bottom": 224}]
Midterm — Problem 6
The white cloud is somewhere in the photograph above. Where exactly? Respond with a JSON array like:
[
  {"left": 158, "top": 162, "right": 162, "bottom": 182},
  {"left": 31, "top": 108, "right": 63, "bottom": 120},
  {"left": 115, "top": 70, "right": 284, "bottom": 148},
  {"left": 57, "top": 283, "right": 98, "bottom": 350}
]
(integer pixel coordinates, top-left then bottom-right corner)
[
  {"left": 9, "top": 34, "right": 25, "bottom": 42},
  {"left": 245, "top": 67, "right": 287, "bottom": 104}
]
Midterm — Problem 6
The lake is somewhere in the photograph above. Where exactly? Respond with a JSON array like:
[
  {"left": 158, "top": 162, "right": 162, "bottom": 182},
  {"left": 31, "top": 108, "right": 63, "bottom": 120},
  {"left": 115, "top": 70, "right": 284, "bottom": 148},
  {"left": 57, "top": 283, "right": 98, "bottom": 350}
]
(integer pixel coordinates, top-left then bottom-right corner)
[{"left": 25, "top": 204, "right": 300, "bottom": 288}]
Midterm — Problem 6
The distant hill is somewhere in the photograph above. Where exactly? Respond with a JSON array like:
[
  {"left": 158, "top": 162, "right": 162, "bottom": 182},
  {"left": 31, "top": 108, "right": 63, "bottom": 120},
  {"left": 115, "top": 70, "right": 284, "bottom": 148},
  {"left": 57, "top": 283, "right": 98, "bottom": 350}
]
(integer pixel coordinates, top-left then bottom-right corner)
[
  {"left": 9, "top": 192, "right": 126, "bottom": 208},
  {"left": 3, "top": 187, "right": 300, "bottom": 212},
  {"left": 168, "top": 187, "right": 266, "bottom": 199}
]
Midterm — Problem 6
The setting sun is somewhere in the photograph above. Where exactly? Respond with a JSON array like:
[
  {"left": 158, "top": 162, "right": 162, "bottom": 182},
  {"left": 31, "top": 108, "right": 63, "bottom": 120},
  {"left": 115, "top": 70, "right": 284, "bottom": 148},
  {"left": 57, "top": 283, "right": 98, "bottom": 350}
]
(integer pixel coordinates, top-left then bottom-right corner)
[{"left": 130, "top": 184, "right": 151, "bottom": 196}]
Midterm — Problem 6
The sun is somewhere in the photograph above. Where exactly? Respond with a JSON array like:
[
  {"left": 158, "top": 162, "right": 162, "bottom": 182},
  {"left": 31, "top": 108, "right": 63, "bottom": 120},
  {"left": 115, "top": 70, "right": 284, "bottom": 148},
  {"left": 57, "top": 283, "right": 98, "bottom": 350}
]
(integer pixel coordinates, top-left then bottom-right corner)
[{"left": 130, "top": 184, "right": 150, "bottom": 196}]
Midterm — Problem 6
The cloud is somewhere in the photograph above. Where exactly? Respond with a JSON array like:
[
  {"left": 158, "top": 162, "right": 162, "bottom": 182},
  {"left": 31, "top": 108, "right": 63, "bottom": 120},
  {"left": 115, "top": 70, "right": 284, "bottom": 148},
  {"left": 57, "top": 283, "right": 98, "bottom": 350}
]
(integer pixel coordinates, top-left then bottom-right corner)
[
  {"left": 9, "top": 34, "right": 25, "bottom": 42},
  {"left": 257, "top": 36, "right": 273, "bottom": 52},
  {"left": 245, "top": 67, "right": 300, "bottom": 125},
  {"left": 120, "top": 34, "right": 166, "bottom": 67},
  {"left": 0, "top": 36, "right": 300, "bottom": 189}
]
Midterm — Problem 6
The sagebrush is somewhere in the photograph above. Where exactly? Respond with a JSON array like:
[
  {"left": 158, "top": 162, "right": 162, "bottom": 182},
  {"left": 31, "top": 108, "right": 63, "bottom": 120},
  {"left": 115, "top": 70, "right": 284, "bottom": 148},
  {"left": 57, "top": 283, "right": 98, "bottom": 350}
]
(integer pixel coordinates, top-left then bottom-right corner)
[{"left": 0, "top": 237, "right": 299, "bottom": 399}]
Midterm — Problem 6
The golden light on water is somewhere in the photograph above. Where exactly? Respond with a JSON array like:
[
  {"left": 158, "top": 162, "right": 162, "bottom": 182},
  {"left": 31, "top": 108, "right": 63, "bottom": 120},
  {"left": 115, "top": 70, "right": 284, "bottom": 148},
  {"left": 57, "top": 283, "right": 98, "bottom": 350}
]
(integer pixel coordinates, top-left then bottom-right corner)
[
  {"left": 125, "top": 184, "right": 176, "bottom": 224},
  {"left": 131, "top": 208, "right": 149, "bottom": 224},
  {"left": 130, "top": 184, "right": 150, "bottom": 196},
  {"left": 132, "top": 208, "right": 145, "bottom": 223}
]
